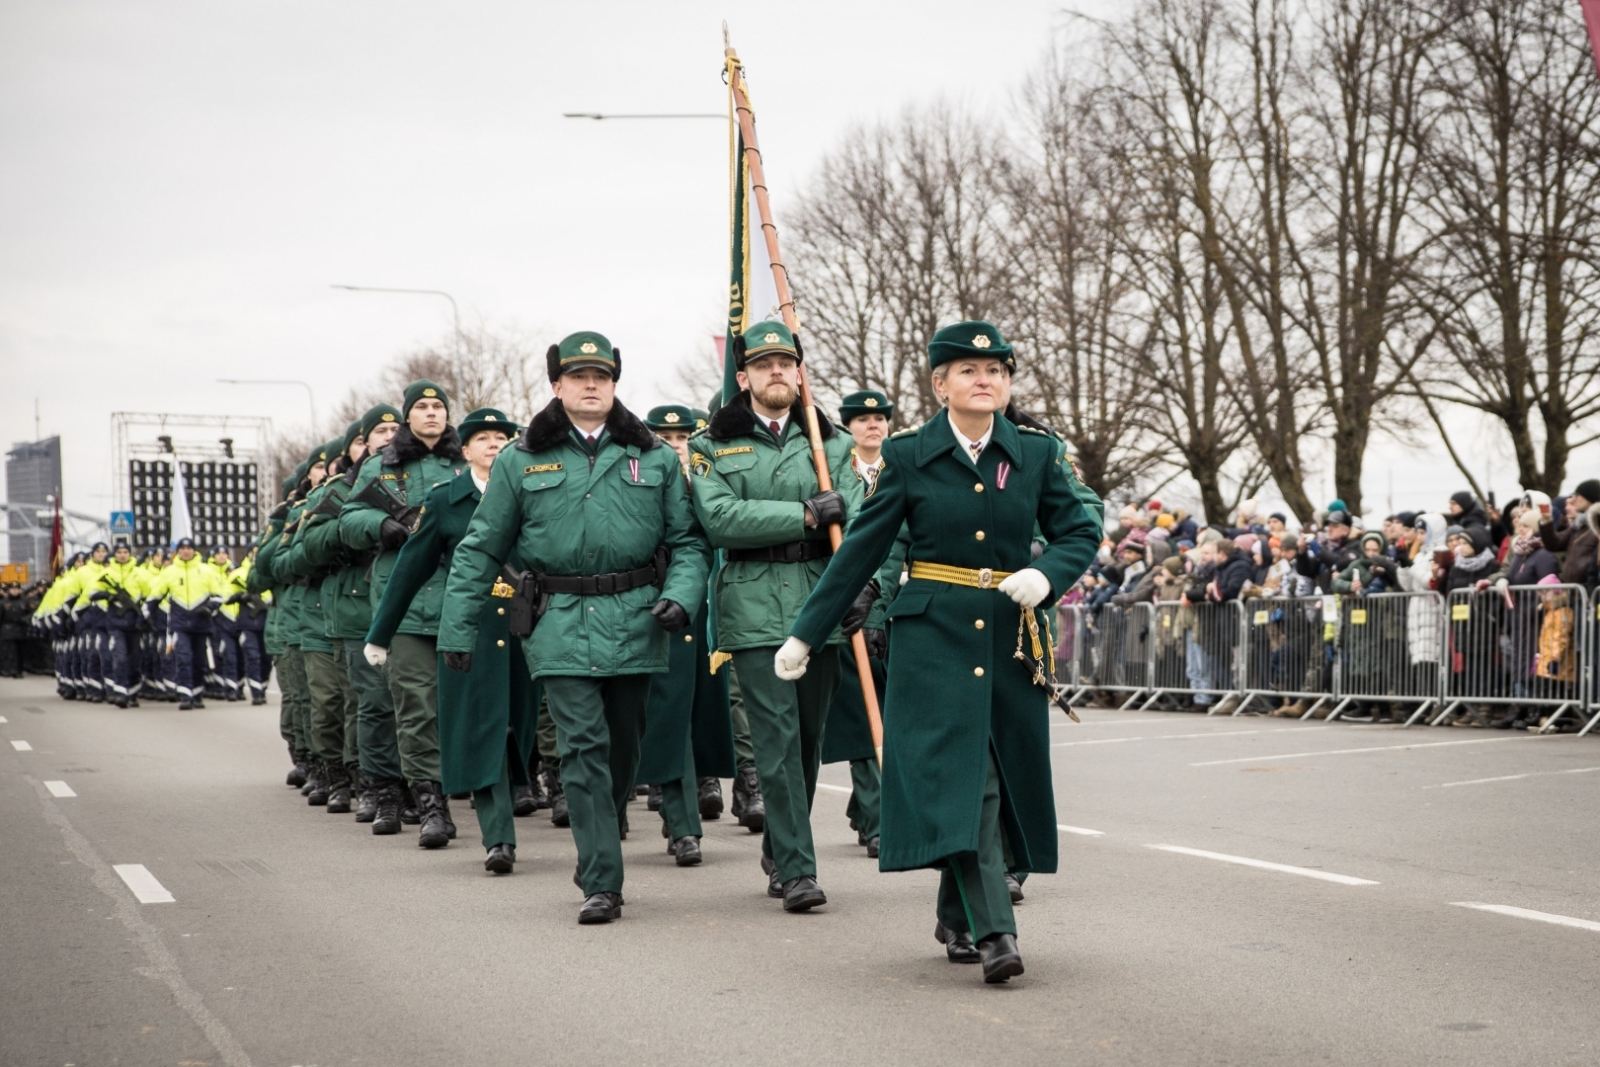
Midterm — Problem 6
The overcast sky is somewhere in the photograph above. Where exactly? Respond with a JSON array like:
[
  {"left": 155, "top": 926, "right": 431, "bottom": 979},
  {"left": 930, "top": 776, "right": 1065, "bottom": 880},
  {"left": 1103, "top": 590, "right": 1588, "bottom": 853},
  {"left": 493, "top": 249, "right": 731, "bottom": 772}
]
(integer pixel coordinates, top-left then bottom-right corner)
[{"left": 0, "top": 0, "right": 1584, "bottom": 539}]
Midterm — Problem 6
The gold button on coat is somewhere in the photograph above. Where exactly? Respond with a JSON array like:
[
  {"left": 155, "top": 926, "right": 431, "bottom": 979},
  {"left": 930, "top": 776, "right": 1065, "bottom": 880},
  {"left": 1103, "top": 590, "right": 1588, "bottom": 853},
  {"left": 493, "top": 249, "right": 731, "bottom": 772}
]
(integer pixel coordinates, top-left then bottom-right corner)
[
  {"left": 497, "top": 607, "right": 505, "bottom": 615},
  {"left": 974, "top": 667, "right": 984, "bottom": 677},
  {"left": 496, "top": 640, "right": 506, "bottom": 647},
  {"left": 974, "top": 482, "right": 984, "bottom": 492},
  {"left": 684, "top": 634, "right": 694, "bottom": 642},
  {"left": 975, "top": 531, "right": 985, "bottom": 541},
  {"left": 974, "top": 619, "right": 985, "bottom": 630}
]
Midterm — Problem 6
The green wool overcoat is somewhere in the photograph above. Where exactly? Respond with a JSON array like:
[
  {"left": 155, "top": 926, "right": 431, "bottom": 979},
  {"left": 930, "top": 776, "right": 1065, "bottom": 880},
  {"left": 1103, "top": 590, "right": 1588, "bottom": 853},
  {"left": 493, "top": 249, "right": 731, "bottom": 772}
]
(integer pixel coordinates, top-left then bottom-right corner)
[
  {"left": 339, "top": 425, "right": 465, "bottom": 637},
  {"left": 688, "top": 392, "right": 862, "bottom": 651},
  {"left": 791, "top": 408, "right": 1102, "bottom": 875},
  {"left": 437, "top": 400, "right": 710, "bottom": 679},
  {"left": 368, "top": 472, "right": 539, "bottom": 794}
]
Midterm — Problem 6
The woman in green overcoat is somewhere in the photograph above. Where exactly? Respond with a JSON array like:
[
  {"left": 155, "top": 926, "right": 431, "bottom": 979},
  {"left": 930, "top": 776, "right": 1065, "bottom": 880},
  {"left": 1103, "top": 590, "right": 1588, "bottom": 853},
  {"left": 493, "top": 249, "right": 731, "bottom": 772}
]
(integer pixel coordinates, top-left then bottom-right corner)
[
  {"left": 782, "top": 322, "right": 1101, "bottom": 984},
  {"left": 367, "top": 408, "right": 540, "bottom": 875}
]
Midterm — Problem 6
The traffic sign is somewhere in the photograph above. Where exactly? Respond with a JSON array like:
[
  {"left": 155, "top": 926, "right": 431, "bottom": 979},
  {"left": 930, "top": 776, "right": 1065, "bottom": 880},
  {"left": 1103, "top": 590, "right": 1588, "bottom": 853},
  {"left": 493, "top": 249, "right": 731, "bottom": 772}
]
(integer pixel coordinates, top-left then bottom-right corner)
[{"left": 109, "top": 511, "right": 136, "bottom": 539}]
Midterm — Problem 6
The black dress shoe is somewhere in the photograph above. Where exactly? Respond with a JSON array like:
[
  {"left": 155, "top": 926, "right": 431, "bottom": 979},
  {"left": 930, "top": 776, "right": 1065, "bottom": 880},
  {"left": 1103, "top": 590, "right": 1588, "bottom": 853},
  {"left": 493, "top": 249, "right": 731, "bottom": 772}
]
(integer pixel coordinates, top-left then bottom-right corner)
[
  {"left": 1005, "top": 872, "right": 1025, "bottom": 903},
  {"left": 761, "top": 855, "right": 783, "bottom": 898},
  {"left": 672, "top": 836, "right": 702, "bottom": 867},
  {"left": 866, "top": 836, "right": 880, "bottom": 859},
  {"left": 782, "top": 876, "right": 827, "bottom": 912},
  {"left": 578, "top": 892, "right": 622, "bottom": 924},
  {"left": 934, "top": 922, "right": 981, "bottom": 964},
  {"left": 697, "top": 776, "right": 723, "bottom": 819},
  {"left": 978, "top": 933, "right": 1024, "bottom": 983},
  {"left": 857, "top": 829, "right": 868, "bottom": 846},
  {"left": 646, "top": 783, "right": 663, "bottom": 811},
  {"left": 618, "top": 810, "right": 628, "bottom": 840},
  {"left": 484, "top": 844, "right": 516, "bottom": 874}
]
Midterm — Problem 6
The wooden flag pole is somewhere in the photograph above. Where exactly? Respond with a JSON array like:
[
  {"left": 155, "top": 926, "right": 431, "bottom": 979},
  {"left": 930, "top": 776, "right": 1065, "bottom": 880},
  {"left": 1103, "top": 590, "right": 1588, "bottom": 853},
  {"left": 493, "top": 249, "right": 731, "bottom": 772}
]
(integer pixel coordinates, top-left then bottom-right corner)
[{"left": 726, "top": 45, "right": 885, "bottom": 766}]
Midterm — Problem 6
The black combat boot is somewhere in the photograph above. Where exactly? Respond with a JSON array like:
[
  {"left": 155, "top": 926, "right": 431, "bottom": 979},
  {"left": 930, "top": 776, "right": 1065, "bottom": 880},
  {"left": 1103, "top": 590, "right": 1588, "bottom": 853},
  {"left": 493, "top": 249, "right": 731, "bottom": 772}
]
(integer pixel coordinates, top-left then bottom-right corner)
[
  {"left": 299, "top": 753, "right": 317, "bottom": 796},
  {"left": 353, "top": 771, "right": 378, "bottom": 823},
  {"left": 439, "top": 788, "right": 457, "bottom": 840},
  {"left": 399, "top": 784, "right": 421, "bottom": 824},
  {"left": 324, "top": 764, "right": 353, "bottom": 814},
  {"left": 646, "top": 783, "right": 663, "bottom": 812},
  {"left": 543, "top": 762, "right": 569, "bottom": 828},
  {"left": 527, "top": 757, "right": 549, "bottom": 809},
  {"left": 305, "top": 760, "right": 330, "bottom": 806},
  {"left": 285, "top": 743, "right": 307, "bottom": 788},
  {"left": 371, "top": 779, "right": 401, "bottom": 835},
  {"left": 512, "top": 782, "right": 537, "bottom": 817},
  {"left": 733, "top": 766, "right": 765, "bottom": 833},
  {"left": 697, "top": 776, "right": 723, "bottom": 819},
  {"left": 413, "top": 781, "right": 450, "bottom": 849}
]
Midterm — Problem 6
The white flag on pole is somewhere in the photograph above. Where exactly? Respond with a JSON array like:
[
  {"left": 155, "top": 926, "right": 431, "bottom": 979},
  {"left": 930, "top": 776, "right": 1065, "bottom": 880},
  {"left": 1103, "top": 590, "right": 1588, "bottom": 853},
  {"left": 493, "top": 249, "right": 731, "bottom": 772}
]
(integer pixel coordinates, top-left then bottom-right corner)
[{"left": 169, "top": 457, "right": 193, "bottom": 545}]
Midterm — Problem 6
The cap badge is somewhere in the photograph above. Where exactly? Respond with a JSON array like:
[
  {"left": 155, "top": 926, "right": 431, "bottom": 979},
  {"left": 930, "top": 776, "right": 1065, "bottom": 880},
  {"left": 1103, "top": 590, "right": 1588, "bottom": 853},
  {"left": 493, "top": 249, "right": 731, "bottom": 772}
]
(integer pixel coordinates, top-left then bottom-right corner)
[
  {"left": 381, "top": 413, "right": 395, "bottom": 422},
  {"left": 580, "top": 342, "right": 598, "bottom": 354},
  {"left": 664, "top": 412, "right": 681, "bottom": 423},
  {"left": 423, "top": 387, "right": 437, "bottom": 397},
  {"left": 485, "top": 415, "right": 497, "bottom": 422},
  {"left": 972, "top": 334, "right": 991, "bottom": 349},
  {"left": 764, "top": 332, "right": 780, "bottom": 344},
  {"left": 864, "top": 397, "right": 879, "bottom": 407}
]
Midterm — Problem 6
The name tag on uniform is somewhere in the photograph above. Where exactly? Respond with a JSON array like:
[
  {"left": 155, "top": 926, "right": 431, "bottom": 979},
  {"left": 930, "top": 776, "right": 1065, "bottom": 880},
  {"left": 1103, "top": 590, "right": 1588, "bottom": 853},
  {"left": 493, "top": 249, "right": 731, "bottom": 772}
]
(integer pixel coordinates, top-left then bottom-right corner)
[
  {"left": 380, "top": 473, "right": 401, "bottom": 481},
  {"left": 713, "top": 446, "right": 754, "bottom": 457},
  {"left": 524, "top": 463, "right": 562, "bottom": 474}
]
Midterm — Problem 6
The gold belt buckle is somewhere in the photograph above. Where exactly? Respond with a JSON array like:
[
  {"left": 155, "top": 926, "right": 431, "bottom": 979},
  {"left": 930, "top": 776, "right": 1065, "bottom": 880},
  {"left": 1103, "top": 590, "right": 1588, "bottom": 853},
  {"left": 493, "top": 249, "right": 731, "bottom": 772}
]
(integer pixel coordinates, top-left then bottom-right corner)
[{"left": 977, "top": 567, "right": 994, "bottom": 589}]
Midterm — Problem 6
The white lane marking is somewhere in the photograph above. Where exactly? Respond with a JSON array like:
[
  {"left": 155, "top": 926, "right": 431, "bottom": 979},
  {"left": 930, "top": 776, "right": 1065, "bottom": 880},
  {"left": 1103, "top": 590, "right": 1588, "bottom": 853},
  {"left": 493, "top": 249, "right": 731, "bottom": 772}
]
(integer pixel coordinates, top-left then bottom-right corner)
[
  {"left": 113, "top": 864, "right": 175, "bottom": 904},
  {"left": 1452, "top": 902, "right": 1600, "bottom": 933},
  {"left": 815, "top": 783, "right": 852, "bottom": 795},
  {"left": 1058, "top": 824, "right": 1105, "bottom": 836},
  {"left": 1148, "top": 845, "right": 1378, "bottom": 886},
  {"left": 11, "top": 739, "right": 32, "bottom": 751},
  {"left": 1052, "top": 719, "right": 1195, "bottom": 728},
  {"left": 1430, "top": 766, "right": 1600, "bottom": 789},
  {"left": 1190, "top": 736, "right": 1533, "bottom": 767},
  {"left": 44, "top": 780, "right": 76, "bottom": 797},
  {"left": 1055, "top": 729, "right": 1265, "bottom": 748}
]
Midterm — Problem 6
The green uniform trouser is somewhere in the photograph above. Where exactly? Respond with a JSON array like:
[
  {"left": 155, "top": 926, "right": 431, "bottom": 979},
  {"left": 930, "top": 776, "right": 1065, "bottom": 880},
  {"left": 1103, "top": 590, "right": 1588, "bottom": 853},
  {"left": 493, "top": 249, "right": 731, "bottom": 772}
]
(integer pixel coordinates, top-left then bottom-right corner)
[
  {"left": 346, "top": 640, "right": 403, "bottom": 782},
  {"left": 730, "top": 647, "right": 840, "bottom": 883},
  {"left": 728, "top": 664, "right": 755, "bottom": 772},
  {"left": 278, "top": 646, "right": 312, "bottom": 754},
  {"left": 332, "top": 640, "right": 360, "bottom": 766},
  {"left": 845, "top": 757, "right": 881, "bottom": 839},
  {"left": 304, "top": 649, "right": 348, "bottom": 766},
  {"left": 387, "top": 633, "right": 441, "bottom": 785},
  {"left": 935, "top": 753, "right": 1016, "bottom": 941},
  {"left": 542, "top": 674, "right": 650, "bottom": 897},
  {"left": 657, "top": 729, "right": 703, "bottom": 842},
  {"left": 473, "top": 747, "right": 516, "bottom": 851}
]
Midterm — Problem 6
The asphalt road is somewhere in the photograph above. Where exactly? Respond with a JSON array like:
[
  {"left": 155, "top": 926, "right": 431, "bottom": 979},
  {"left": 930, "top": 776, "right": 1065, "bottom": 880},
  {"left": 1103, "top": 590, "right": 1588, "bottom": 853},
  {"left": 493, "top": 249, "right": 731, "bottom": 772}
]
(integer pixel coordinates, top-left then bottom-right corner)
[{"left": 3, "top": 674, "right": 1598, "bottom": 1067}]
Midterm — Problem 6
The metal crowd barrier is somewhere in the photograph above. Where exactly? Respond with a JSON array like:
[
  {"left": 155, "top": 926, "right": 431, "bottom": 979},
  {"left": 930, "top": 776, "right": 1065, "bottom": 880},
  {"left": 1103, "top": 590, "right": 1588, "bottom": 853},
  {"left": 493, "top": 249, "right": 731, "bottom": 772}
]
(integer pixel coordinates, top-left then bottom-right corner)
[
  {"left": 1239, "top": 595, "right": 1336, "bottom": 718},
  {"left": 1330, "top": 591, "right": 1448, "bottom": 726},
  {"left": 1436, "top": 584, "right": 1592, "bottom": 733},
  {"left": 1062, "top": 603, "right": 1156, "bottom": 709}
]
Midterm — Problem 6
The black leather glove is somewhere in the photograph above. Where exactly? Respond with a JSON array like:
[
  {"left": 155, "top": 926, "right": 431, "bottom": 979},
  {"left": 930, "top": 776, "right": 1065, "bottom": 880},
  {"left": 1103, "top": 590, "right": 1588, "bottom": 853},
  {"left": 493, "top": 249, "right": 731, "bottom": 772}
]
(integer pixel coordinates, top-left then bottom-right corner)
[
  {"left": 649, "top": 599, "right": 690, "bottom": 633},
  {"left": 840, "top": 580, "right": 880, "bottom": 635},
  {"left": 379, "top": 517, "right": 410, "bottom": 550},
  {"left": 444, "top": 651, "right": 473, "bottom": 673},
  {"left": 862, "top": 627, "right": 888, "bottom": 660},
  {"left": 802, "top": 490, "right": 846, "bottom": 528}
]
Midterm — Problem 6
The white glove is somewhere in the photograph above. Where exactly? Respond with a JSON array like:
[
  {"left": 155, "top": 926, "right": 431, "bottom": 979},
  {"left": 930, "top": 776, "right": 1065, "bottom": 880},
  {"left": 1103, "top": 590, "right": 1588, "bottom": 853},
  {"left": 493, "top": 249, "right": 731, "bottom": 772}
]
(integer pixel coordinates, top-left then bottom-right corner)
[
  {"left": 364, "top": 642, "right": 388, "bottom": 667},
  {"left": 774, "top": 636, "right": 812, "bottom": 680},
  {"left": 998, "top": 567, "right": 1052, "bottom": 609}
]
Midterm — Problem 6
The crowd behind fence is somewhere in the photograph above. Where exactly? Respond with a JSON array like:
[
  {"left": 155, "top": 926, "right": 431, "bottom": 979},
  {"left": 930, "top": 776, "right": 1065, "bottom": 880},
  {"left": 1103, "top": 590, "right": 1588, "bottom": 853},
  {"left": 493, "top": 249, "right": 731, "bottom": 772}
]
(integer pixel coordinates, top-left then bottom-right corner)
[{"left": 1055, "top": 585, "right": 1600, "bottom": 736}]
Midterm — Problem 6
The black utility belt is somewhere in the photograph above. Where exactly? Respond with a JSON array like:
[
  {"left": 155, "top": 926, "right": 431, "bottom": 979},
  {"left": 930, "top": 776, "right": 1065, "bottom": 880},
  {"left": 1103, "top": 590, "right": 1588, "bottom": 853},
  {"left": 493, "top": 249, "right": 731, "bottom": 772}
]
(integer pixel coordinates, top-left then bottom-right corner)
[
  {"left": 539, "top": 563, "right": 661, "bottom": 596},
  {"left": 725, "top": 541, "right": 834, "bottom": 564}
]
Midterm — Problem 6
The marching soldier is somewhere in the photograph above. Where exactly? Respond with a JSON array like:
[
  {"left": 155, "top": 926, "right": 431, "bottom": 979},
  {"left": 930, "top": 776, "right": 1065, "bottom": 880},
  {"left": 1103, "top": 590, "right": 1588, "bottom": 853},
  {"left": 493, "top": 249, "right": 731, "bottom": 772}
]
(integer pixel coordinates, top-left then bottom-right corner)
[
  {"left": 344, "top": 382, "right": 465, "bottom": 842},
  {"left": 250, "top": 475, "right": 303, "bottom": 781},
  {"left": 438, "top": 333, "right": 709, "bottom": 923},
  {"left": 89, "top": 541, "right": 148, "bottom": 707},
  {"left": 634, "top": 404, "right": 735, "bottom": 866},
  {"left": 368, "top": 407, "right": 540, "bottom": 869},
  {"left": 207, "top": 546, "right": 242, "bottom": 701},
  {"left": 257, "top": 458, "right": 320, "bottom": 781},
  {"left": 781, "top": 321, "right": 1101, "bottom": 983},
  {"left": 688, "top": 321, "right": 866, "bottom": 912},
  {"left": 223, "top": 549, "right": 270, "bottom": 705},
  {"left": 158, "top": 537, "right": 227, "bottom": 711}
]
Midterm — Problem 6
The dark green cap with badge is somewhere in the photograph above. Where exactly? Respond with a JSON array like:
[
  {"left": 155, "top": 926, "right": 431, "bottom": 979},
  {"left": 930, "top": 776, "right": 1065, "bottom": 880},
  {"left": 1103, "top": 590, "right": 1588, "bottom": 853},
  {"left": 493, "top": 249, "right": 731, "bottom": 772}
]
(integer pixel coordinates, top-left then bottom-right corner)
[
  {"left": 402, "top": 380, "right": 449, "bottom": 419},
  {"left": 839, "top": 389, "right": 893, "bottom": 424},
  {"left": 547, "top": 330, "right": 621, "bottom": 382},
  {"left": 361, "top": 403, "right": 402, "bottom": 439},
  {"left": 644, "top": 404, "right": 695, "bottom": 432},
  {"left": 291, "top": 458, "right": 311, "bottom": 484},
  {"left": 734, "top": 319, "right": 799, "bottom": 370},
  {"left": 690, "top": 408, "right": 709, "bottom": 431},
  {"left": 458, "top": 407, "right": 519, "bottom": 444},
  {"left": 927, "top": 320, "right": 1014, "bottom": 371},
  {"left": 342, "top": 419, "right": 364, "bottom": 456}
]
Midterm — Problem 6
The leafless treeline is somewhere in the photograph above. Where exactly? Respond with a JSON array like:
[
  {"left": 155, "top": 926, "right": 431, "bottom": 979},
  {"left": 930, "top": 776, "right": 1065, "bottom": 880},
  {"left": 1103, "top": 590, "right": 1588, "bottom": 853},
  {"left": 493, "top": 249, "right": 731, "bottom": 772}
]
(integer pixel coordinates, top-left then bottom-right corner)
[{"left": 787, "top": 0, "right": 1600, "bottom": 521}]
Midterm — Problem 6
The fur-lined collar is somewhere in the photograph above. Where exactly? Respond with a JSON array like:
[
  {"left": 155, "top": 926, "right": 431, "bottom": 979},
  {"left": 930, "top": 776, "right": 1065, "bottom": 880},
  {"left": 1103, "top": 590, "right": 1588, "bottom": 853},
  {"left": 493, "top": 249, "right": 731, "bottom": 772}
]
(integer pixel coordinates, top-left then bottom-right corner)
[
  {"left": 1004, "top": 402, "right": 1057, "bottom": 436},
  {"left": 382, "top": 424, "right": 464, "bottom": 466},
  {"left": 516, "top": 397, "right": 660, "bottom": 454},
  {"left": 706, "top": 390, "right": 838, "bottom": 443}
]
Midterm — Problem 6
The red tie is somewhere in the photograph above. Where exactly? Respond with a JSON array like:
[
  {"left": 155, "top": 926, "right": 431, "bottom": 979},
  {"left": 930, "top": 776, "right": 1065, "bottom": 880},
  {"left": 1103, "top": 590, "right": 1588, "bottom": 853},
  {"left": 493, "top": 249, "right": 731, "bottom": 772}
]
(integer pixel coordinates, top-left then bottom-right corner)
[{"left": 769, "top": 420, "right": 781, "bottom": 436}]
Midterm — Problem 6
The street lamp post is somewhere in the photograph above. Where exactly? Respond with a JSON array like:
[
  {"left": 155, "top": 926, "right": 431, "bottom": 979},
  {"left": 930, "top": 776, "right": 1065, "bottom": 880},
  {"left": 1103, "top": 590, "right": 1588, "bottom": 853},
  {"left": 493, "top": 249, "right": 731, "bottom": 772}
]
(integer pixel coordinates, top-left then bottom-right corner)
[
  {"left": 217, "top": 379, "right": 316, "bottom": 429},
  {"left": 330, "top": 285, "right": 464, "bottom": 401}
]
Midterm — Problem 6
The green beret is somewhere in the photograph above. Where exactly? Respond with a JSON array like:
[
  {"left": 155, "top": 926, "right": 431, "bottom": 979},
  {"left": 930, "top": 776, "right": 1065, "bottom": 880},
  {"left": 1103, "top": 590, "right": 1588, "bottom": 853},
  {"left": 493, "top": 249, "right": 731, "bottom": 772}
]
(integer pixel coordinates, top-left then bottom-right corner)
[
  {"left": 458, "top": 407, "right": 519, "bottom": 444},
  {"left": 644, "top": 404, "right": 695, "bottom": 432},
  {"left": 361, "top": 403, "right": 402, "bottom": 439},
  {"left": 927, "top": 320, "right": 1014, "bottom": 371},
  {"left": 690, "top": 408, "right": 709, "bottom": 432},
  {"left": 839, "top": 389, "right": 893, "bottom": 424},
  {"left": 402, "top": 380, "right": 450, "bottom": 419},
  {"left": 547, "top": 330, "right": 620, "bottom": 381},
  {"left": 736, "top": 320, "right": 798, "bottom": 370},
  {"left": 342, "top": 420, "right": 364, "bottom": 456}
]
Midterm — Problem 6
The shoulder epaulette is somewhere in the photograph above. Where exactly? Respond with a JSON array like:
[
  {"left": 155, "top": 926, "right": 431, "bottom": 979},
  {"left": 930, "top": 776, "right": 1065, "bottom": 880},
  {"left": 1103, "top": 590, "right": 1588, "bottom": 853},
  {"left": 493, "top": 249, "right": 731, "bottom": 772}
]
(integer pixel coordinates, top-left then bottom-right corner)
[
  {"left": 889, "top": 425, "right": 921, "bottom": 439},
  {"left": 1018, "top": 424, "right": 1050, "bottom": 435}
]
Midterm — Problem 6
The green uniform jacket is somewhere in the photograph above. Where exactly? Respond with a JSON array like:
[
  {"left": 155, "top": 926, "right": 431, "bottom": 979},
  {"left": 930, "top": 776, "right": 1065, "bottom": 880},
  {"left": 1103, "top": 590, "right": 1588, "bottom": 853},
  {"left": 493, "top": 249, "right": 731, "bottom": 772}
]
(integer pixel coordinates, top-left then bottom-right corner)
[
  {"left": 369, "top": 473, "right": 539, "bottom": 793},
  {"left": 339, "top": 426, "right": 465, "bottom": 638},
  {"left": 283, "top": 482, "right": 338, "bottom": 653},
  {"left": 688, "top": 393, "right": 863, "bottom": 651},
  {"left": 250, "top": 517, "right": 286, "bottom": 654},
  {"left": 265, "top": 502, "right": 309, "bottom": 647},
  {"left": 790, "top": 409, "right": 1102, "bottom": 875},
  {"left": 296, "top": 460, "right": 377, "bottom": 641},
  {"left": 437, "top": 400, "right": 710, "bottom": 679}
]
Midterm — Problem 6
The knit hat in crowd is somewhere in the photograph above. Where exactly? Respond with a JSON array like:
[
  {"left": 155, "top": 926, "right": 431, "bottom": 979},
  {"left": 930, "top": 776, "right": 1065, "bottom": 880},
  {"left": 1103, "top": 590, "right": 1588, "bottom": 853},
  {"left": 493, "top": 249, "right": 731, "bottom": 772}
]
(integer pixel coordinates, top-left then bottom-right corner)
[
  {"left": 1573, "top": 479, "right": 1600, "bottom": 506},
  {"left": 1537, "top": 574, "right": 1562, "bottom": 586},
  {"left": 1155, "top": 513, "right": 1175, "bottom": 529},
  {"left": 1326, "top": 509, "right": 1353, "bottom": 528}
]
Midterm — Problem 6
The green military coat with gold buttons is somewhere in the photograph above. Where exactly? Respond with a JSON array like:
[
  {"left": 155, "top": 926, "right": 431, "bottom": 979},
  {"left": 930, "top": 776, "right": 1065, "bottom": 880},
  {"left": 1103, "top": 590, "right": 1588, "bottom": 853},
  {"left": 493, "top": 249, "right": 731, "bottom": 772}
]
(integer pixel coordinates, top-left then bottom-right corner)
[{"left": 791, "top": 408, "right": 1102, "bottom": 875}]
